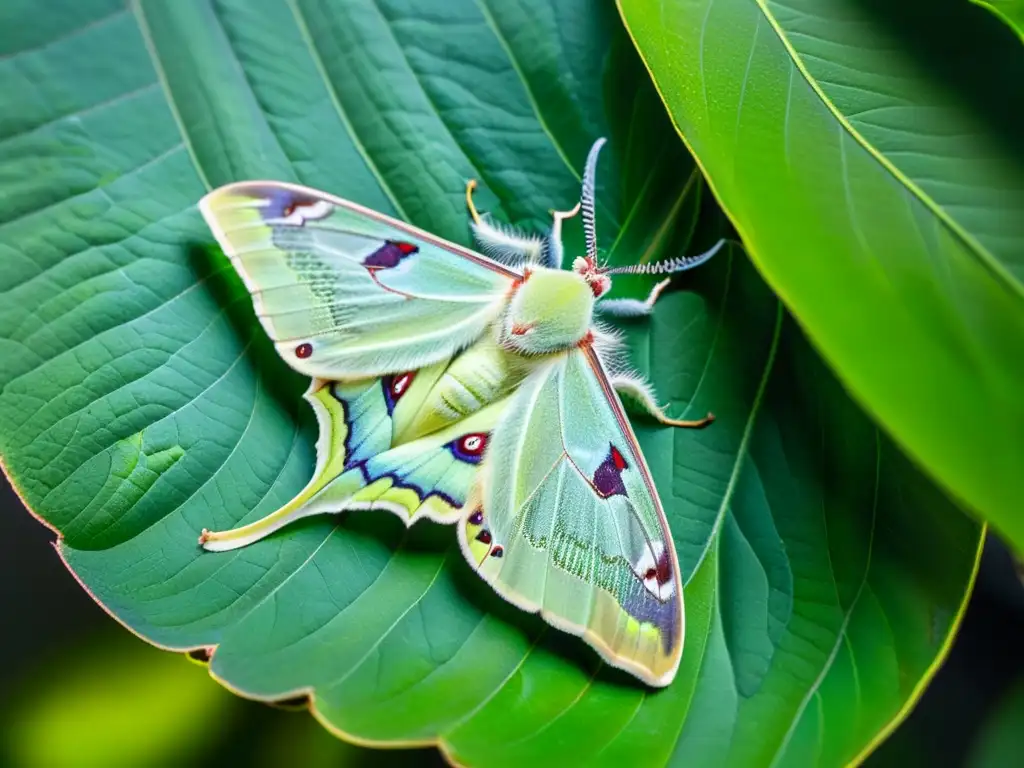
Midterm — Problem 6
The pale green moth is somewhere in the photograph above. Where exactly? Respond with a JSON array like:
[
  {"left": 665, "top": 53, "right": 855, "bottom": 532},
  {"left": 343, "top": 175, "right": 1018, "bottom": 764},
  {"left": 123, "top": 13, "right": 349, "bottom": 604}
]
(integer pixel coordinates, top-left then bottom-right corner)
[{"left": 197, "top": 139, "right": 722, "bottom": 688}]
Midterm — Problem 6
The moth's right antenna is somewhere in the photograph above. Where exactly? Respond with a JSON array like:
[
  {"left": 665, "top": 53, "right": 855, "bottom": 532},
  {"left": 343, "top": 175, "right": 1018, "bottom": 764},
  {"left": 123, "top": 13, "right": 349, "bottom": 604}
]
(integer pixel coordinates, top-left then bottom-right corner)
[
  {"left": 581, "top": 137, "right": 606, "bottom": 265},
  {"left": 605, "top": 238, "right": 727, "bottom": 276}
]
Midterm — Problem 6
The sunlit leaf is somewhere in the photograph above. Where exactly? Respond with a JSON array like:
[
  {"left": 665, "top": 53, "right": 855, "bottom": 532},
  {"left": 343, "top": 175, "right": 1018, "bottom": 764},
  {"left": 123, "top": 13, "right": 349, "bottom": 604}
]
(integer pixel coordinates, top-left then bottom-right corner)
[{"left": 618, "top": 0, "right": 1024, "bottom": 551}]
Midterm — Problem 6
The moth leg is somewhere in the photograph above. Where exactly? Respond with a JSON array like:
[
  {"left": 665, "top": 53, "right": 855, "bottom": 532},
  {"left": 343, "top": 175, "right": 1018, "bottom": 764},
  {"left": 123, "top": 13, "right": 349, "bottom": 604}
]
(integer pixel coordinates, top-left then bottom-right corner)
[
  {"left": 611, "top": 373, "right": 714, "bottom": 429},
  {"left": 465, "top": 178, "right": 485, "bottom": 225},
  {"left": 540, "top": 200, "right": 582, "bottom": 269},
  {"left": 595, "top": 278, "right": 671, "bottom": 318},
  {"left": 465, "top": 179, "right": 545, "bottom": 267}
]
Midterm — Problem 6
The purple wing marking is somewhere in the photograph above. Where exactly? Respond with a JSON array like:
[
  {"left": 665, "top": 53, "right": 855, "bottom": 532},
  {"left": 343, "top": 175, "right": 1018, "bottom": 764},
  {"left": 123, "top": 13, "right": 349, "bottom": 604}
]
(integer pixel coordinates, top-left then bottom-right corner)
[
  {"left": 363, "top": 240, "right": 419, "bottom": 268},
  {"left": 256, "top": 187, "right": 333, "bottom": 224},
  {"left": 593, "top": 444, "right": 628, "bottom": 498}
]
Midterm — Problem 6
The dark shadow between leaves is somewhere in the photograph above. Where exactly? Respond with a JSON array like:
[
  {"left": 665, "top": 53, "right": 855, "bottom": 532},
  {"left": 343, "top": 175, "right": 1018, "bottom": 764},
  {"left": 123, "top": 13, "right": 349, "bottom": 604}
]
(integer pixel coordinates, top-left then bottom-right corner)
[
  {"left": 848, "top": 0, "right": 1024, "bottom": 166},
  {"left": 186, "top": 646, "right": 213, "bottom": 666},
  {"left": 265, "top": 694, "right": 311, "bottom": 712}
]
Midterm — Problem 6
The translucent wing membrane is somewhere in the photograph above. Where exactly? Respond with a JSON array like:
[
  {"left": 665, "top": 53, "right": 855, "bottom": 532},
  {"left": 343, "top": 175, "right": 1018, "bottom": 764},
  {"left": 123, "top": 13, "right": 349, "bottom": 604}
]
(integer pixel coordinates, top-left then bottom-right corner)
[
  {"left": 199, "top": 182, "right": 518, "bottom": 379},
  {"left": 459, "top": 348, "right": 683, "bottom": 686}
]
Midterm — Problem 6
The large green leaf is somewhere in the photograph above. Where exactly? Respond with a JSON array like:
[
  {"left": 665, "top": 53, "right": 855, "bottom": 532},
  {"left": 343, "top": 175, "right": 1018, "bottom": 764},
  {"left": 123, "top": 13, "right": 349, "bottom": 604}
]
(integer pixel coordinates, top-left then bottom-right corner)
[
  {"left": 0, "top": 1, "right": 980, "bottom": 766},
  {"left": 618, "top": 0, "right": 1024, "bottom": 552}
]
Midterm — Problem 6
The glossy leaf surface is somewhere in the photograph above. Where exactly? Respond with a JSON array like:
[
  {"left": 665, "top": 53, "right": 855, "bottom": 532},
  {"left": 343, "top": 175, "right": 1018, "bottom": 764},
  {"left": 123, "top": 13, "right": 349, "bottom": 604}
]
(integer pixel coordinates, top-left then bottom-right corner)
[
  {"left": 0, "top": 1, "right": 980, "bottom": 765},
  {"left": 619, "top": 0, "right": 1024, "bottom": 551}
]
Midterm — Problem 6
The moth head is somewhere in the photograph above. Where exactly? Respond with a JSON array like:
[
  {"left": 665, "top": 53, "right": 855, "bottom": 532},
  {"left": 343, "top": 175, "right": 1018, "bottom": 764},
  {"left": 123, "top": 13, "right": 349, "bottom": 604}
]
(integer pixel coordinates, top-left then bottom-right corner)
[
  {"left": 565, "top": 136, "right": 725, "bottom": 301},
  {"left": 501, "top": 268, "right": 594, "bottom": 354},
  {"left": 572, "top": 255, "right": 612, "bottom": 298}
]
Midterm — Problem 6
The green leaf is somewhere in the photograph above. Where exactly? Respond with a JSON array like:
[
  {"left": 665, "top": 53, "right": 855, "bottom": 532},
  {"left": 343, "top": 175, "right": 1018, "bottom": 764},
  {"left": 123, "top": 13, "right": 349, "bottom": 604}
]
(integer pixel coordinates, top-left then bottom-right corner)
[
  {"left": 972, "top": 0, "right": 1024, "bottom": 40},
  {"left": 0, "top": 1, "right": 980, "bottom": 766},
  {"left": 618, "top": 0, "right": 1024, "bottom": 552}
]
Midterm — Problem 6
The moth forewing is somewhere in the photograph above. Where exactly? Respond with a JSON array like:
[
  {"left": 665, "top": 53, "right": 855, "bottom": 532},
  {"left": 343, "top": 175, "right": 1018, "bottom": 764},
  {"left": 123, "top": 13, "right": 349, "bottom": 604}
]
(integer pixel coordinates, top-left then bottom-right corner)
[{"left": 197, "top": 181, "right": 519, "bottom": 381}]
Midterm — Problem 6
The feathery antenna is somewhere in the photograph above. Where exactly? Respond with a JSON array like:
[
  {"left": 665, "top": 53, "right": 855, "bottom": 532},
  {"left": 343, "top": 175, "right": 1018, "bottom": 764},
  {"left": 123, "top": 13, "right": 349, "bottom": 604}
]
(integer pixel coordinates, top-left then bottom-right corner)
[
  {"left": 581, "top": 137, "right": 606, "bottom": 264},
  {"left": 605, "top": 238, "right": 726, "bottom": 276}
]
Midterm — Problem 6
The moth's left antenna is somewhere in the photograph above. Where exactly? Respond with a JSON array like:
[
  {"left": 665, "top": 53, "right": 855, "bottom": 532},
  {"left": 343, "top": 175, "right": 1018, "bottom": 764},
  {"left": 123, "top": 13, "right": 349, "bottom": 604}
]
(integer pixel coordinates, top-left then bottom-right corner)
[{"left": 581, "top": 137, "right": 606, "bottom": 265}]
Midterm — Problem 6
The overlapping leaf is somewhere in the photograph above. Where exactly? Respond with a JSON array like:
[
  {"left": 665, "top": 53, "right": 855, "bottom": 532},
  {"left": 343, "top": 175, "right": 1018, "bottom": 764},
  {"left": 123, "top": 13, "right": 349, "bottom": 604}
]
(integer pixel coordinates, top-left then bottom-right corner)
[
  {"left": 618, "top": 0, "right": 1024, "bottom": 553},
  {"left": 0, "top": 1, "right": 980, "bottom": 765}
]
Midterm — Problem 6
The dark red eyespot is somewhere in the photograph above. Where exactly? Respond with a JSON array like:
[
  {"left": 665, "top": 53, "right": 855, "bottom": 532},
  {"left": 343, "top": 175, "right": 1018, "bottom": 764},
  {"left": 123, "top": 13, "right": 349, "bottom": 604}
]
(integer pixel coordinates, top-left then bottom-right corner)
[
  {"left": 395, "top": 241, "right": 418, "bottom": 255},
  {"left": 490, "top": 546, "right": 504, "bottom": 558},
  {"left": 476, "top": 529, "right": 492, "bottom": 545},
  {"left": 457, "top": 433, "right": 488, "bottom": 457},
  {"left": 295, "top": 343, "right": 313, "bottom": 359},
  {"left": 468, "top": 510, "right": 484, "bottom": 526},
  {"left": 644, "top": 567, "right": 658, "bottom": 581},
  {"left": 390, "top": 372, "right": 414, "bottom": 399}
]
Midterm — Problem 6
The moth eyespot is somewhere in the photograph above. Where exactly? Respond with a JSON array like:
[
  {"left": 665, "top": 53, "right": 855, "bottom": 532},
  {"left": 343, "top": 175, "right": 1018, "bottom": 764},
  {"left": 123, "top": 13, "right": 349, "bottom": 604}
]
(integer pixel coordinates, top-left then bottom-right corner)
[
  {"left": 644, "top": 567, "right": 657, "bottom": 581},
  {"left": 390, "top": 371, "right": 414, "bottom": 398},
  {"left": 490, "top": 545, "right": 504, "bottom": 558},
  {"left": 468, "top": 510, "right": 484, "bottom": 526},
  {"left": 457, "top": 432, "right": 489, "bottom": 456},
  {"left": 295, "top": 343, "right": 313, "bottom": 359},
  {"left": 476, "top": 529, "right": 492, "bottom": 545}
]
